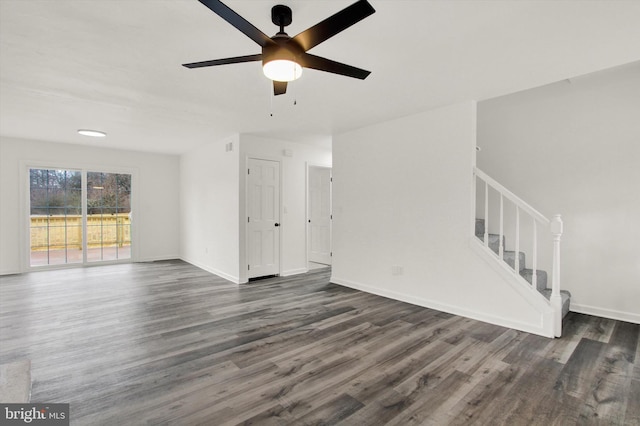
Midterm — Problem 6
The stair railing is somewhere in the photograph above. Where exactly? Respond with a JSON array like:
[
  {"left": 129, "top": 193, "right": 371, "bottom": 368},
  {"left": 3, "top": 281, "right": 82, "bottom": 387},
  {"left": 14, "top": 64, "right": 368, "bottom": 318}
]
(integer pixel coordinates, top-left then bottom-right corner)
[{"left": 473, "top": 167, "right": 564, "bottom": 337}]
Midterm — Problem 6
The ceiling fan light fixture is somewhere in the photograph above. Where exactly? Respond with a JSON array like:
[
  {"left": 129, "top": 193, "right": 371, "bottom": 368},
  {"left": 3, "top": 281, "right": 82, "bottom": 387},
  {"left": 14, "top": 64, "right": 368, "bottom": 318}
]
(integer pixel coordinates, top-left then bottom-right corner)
[
  {"left": 183, "top": 0, "right": 375, "bottom": 95},
  {"left": 263, "top": 59, "right": 302, "bottom": 82}
]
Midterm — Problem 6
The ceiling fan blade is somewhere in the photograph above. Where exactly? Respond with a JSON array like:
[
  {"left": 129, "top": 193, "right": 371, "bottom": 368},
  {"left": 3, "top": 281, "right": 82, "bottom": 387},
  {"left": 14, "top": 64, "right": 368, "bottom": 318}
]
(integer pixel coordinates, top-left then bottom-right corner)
[
  {"left": 197, "top": 0, "right": 275, "bottom": 47},
  {"left": 292, "top": 0, "right": 375, "bottom": 52},
  {"left": 182, "top": 54, "right": 262, "bottom": 69},
  {"left": 273, "top": 81, "right": 287, "bottom": 96},
  {"left": 299, "top": 53, "right": 371, "bottom": 80}
]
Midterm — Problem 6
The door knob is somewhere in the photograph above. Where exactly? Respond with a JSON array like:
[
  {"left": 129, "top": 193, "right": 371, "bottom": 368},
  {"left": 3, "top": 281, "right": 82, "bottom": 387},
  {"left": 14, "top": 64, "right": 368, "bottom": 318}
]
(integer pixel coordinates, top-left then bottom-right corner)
[{"left": 275, "top": 223, "right": 280, "bottom": 227}]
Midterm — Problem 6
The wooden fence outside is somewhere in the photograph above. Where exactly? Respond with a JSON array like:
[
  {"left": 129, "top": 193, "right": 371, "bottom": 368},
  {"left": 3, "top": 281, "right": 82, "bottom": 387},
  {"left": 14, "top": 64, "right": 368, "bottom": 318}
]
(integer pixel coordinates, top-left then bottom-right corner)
[{"left": 30, "top": 214, "right": 131, "bottom": 250}]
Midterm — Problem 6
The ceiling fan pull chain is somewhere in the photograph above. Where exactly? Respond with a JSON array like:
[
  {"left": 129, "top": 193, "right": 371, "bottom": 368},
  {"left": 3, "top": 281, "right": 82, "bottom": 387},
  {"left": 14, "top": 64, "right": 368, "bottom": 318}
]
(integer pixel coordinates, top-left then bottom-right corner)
[
  {"left": 292, "top": 62, "right": 297, "bottom": 106},
  {"left": 270, "top": 82, "right": 274, "bottom": 117}
]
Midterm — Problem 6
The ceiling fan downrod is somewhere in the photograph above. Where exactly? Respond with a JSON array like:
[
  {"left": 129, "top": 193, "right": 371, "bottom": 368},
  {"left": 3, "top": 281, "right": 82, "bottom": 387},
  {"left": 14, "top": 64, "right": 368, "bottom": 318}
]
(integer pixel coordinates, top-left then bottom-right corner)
[{"left": 271, "top": 5, "right": 292, "bottom": 35}]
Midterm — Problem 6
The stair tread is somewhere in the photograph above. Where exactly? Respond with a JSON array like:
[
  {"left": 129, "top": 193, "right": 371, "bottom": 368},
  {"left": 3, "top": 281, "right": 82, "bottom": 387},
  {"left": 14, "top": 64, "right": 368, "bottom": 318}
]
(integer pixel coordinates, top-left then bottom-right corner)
[
  {"left": 478, "top": 233, "right": 503, "bottom": 241},
  {"left": 520, "top": 268, "right": 548, "bottom": 292},
  {"left": 540, "top": 288, "right": 572, "bottom": 299},
  {"left": 539, "top": 289, "right": 571, "bottom": 318},
  {"left": 475, "top": 218, "right": 571, "bottom": 319},
  {"left": 477, "top": 233, "right": 503, "bottom": 255},
  {"left": 503, "top": 251, "right": 526, "bottom": 272},
  {"left": 521, "top": 268, "right": 547, "bottom": 274}
]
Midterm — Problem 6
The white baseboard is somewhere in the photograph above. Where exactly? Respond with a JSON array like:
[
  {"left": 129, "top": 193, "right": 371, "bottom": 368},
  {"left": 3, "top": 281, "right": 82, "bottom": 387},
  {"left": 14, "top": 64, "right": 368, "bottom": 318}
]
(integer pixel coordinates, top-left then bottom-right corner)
[
  {"left": 330, "top": 275, "right": 554, "bottom": 338},
  {"left": 137, "top": 254, "right": 180, "bottom": 263},
  {"left": 0, "top": 256, "right": 179, "bottom": 276},
  {"left": 0, "top": 268, "right": 21, "bottom": 276},
  {"left": 180, "top": 257, "right": 240, "bottom": 284},
  {"left": 571, "top": 303, "right": 640, "bottom": 324},
  {"left": 281, "top": 268, "right": 308, "bottom": 277}
]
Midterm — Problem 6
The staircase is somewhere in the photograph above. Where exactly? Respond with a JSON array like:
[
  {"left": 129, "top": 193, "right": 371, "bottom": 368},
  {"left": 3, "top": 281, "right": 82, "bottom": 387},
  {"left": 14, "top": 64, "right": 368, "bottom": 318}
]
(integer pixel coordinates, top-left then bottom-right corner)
[
  {"left": 475, "top": 218, "right": 571, "bottom": 318},
  {"left": 474, "top": 167, "right": 570, "bottom": 337}
]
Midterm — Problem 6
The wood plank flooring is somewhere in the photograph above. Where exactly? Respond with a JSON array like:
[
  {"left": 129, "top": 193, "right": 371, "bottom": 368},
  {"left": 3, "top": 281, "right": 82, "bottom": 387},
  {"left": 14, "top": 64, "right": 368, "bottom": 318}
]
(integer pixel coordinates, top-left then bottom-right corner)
[{"left": 0, "top": 260, "right": 638, "bottom": 425}]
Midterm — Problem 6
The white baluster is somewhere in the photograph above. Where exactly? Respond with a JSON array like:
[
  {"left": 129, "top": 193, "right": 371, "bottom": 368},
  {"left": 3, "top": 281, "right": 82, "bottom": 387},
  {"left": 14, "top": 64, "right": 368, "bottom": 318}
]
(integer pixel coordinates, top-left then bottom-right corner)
[
  {"left": 499, "top": 194, "right": 504, "bottom": 258},
  {"left": 515, "top": 206, "right": 520, "bottom": 273},
  {"left": 484, "top": 181, "right": 489, "bottom": 249},
  {"left": 532, "top": 219, "right": 537, "bottom": 289},
  {"left": 550, "top": 214, "right": 563, "bottom": 337}
]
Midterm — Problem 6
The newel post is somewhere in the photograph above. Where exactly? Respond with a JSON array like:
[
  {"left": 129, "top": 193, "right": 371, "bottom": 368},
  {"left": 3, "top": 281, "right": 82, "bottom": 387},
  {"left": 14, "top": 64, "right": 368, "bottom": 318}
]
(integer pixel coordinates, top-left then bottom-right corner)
[{"left": 550, "top": 214, "right": 563, "bottom": 337}]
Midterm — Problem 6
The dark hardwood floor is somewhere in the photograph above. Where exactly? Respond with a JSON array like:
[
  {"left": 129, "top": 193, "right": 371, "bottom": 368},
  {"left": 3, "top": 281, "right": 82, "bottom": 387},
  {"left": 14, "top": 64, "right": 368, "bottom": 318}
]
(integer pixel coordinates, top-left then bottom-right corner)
[{"left": 1, "top": 260, "right": 638, "bottom": 425}]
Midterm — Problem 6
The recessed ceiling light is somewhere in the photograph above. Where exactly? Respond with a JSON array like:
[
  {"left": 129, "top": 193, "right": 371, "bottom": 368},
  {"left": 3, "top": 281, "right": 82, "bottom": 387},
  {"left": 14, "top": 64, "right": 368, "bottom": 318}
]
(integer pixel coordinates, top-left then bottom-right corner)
[{"left": 78, "top": 129, "right": 106, "bottom": 138}]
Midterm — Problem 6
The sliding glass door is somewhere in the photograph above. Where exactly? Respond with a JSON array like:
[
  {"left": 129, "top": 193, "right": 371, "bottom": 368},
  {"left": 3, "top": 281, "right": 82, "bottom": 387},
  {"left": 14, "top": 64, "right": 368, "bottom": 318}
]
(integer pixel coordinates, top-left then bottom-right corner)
[
  {"left": 29, "top": 168, "right": 132, "bottom": 268},
  {"left": 86, "top": 172, "right": 131, "bottom": 262},
  {"left": 29, "top": 169, "right": 83, "bottom": 266}
]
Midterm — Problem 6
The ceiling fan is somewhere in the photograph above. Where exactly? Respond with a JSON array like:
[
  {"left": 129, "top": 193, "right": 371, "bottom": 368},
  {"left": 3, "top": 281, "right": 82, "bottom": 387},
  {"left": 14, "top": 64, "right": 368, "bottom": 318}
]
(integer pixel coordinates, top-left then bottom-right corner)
[{"left": 183, "top": 0, "right": 376, "bottom": 96}]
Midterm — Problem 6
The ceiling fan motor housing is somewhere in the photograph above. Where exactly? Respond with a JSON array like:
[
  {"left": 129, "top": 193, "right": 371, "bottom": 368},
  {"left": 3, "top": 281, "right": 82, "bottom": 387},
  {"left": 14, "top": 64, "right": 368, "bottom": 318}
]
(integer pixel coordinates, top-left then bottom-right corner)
[
  {"left": 264, "top": 5, "right": 301, "bottom": 67},
  {"left": 262, "top": 34, "right": 303, "bottom": 66}
]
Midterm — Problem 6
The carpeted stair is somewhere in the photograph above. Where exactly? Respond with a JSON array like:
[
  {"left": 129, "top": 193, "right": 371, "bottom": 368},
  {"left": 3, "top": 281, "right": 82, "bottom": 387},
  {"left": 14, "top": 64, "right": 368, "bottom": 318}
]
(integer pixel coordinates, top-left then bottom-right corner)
[{"left": 476, "top": 218, "right": 571, "bottom": 317}]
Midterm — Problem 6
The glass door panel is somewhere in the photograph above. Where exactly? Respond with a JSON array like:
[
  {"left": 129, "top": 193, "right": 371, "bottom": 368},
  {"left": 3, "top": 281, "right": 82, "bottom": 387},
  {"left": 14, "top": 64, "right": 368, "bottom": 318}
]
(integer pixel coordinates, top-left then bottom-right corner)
[
  {"left": 29, "top": 169, "right": 82, "bottom": 266},
  {"left": 87, "top": 172, "right": 131, "bottom": 262}
]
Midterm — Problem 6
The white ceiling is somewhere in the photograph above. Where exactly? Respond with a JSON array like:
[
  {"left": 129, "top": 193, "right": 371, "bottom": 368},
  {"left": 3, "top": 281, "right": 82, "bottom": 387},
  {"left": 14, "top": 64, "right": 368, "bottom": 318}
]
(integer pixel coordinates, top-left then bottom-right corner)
[{"left": 1, "top": 0, "right": 639, "bottom": 154}]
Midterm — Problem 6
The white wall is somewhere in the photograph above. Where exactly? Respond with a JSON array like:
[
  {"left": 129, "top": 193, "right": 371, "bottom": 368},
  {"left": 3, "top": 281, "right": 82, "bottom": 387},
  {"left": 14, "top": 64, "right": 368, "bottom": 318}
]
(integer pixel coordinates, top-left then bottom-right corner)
[
  {"left": 332, "top": 101, "right": 554, "bottom": 336},
  {"left": 180, "top": 136, "right": 240, "bottom": 282},
  {"left": 238, "top": 134, "right": 332, "bottom": 282},
  {"left": 0, "top": 137, "right": 180, "bottom": 275},
  {"left": 477, "top": 63, "right": 640, "bottom": 324},
  {"left": 179, "top": 134, "right": 331, "bottom": 284}
]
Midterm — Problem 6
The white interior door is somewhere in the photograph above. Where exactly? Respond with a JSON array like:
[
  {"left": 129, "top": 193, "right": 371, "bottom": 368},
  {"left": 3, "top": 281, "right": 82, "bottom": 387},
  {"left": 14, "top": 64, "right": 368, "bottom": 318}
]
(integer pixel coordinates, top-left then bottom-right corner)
[
  {"left": 247, "top": 158, "right": 280, "bottom": 278},
  {"left": 308, "top": 166, "right": 332, "bottom": 265}
]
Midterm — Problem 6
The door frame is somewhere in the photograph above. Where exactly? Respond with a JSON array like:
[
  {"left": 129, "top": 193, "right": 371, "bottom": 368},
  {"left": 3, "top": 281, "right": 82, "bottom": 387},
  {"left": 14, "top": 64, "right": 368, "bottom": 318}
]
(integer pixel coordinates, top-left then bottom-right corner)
[
  {"left": 243, "top": 156, "right": 282, "bottom": 282},
  {"left": 20, "top": 160, "right": 139, "bottom": 272},
  {"left": 306, "top": 163, "right": 332, "bottom": 269}
]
